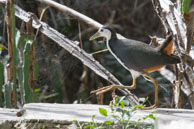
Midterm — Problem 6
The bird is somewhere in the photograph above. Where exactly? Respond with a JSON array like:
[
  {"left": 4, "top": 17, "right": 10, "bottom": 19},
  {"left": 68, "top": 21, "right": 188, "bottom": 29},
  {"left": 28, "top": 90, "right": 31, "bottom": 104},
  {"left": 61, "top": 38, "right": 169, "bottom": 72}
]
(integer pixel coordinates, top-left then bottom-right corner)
[{"left": 89, "top": 26, "right": 180, "bottom": 109}]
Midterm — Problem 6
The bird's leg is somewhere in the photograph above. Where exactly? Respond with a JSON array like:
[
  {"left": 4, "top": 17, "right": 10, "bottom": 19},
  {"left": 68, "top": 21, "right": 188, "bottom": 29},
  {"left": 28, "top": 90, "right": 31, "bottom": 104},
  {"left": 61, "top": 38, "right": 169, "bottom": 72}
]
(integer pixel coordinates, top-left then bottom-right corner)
[
  {"left": 91, "top": 77, "right": 136, "bottom": 98},
  {"left": 141, "top": 74, "right": 159, "bottom": 110}
]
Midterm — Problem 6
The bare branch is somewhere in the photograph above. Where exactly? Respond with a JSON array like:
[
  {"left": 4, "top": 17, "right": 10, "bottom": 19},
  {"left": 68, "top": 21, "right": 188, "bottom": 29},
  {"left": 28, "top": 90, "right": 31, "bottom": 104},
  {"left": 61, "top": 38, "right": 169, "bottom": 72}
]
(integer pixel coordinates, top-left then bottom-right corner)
[
  {"left": 36, "top": 0, "right": 102, "bottom": 29},
  {"left": 35, "top": 0, "right": 125, "bottom": 39}
]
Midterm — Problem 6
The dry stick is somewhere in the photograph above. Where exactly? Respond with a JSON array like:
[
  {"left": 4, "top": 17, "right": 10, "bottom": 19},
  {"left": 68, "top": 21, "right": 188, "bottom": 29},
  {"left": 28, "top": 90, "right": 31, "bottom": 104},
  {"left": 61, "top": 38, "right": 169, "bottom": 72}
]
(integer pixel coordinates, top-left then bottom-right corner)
[
  {"left": 36, "top": 0, "right": 102, "bottom": 28},
  {"left": 152, "top": 0, "right": 181, "bottom": 108},
  {"left": 34, "top": 6, "right": 49, "bottom": 41},
  {"left": 6, "top": 0, "right": 17, "bottom": 108},
  {"left": 5, "top": 4, "right": 138, "bottom": 104},
  {"left": 35, "top": 0, "right": 125, "bottom": 39},
  {"left": 169, "top": 4, "right": 194, "bottom": 108},
  {"left": 48, "top": 8, "right": 58, "bottom": 29},
  {"left": 184, "top": 13, "right": 194, "bottom": 53},
  {"left": 78, "top": 21, "right": 83, "bottom": 49},
  {"left": 168, "top": 1, "right": 185, "bottom": 108},
  {"left": 91, "top": 49, "right": 109, "bottom": 55},
  {"left": 170, "top": 4, "right": 185, "bottom": 66},
  {"left": 6, "top": 0, "right": 13, "bottom": 83},
  {"left": 152, "top": 0, "right": 170, "bottom": 33},
  {"left": 72, "top": 27, "right": 95, "bottom": 41}
]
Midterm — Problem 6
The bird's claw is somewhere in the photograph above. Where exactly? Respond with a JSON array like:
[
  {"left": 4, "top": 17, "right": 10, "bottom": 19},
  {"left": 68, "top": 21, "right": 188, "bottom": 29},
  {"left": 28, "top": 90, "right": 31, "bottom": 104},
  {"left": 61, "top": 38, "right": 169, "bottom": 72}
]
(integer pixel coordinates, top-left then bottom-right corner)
[{"left": 91, "top": 86, "right": 115, "bottom": 95}]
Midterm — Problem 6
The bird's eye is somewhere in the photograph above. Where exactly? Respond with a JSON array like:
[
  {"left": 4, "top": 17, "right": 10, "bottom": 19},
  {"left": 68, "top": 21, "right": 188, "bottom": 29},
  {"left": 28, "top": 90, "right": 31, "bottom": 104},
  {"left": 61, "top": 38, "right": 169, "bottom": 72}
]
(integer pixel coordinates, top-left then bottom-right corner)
[{"left": 100, "top": 29, "right": 104, "bottom": 32}]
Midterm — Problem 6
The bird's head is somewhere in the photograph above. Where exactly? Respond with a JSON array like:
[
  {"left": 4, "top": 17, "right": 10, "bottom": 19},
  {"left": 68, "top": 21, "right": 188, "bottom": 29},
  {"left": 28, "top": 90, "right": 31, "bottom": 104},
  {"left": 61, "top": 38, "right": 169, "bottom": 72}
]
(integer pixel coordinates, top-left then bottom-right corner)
[{"left": 89, "top": 26, "right": 117, "bottom": 42}]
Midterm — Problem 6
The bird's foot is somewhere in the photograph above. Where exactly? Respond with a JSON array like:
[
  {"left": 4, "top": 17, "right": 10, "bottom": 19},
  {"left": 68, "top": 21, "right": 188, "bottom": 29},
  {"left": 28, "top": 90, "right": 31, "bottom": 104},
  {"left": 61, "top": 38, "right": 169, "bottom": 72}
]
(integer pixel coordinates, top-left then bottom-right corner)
[
  {"left": 91, "top": 85, "right": 116, "bottom": 95},
  {"left": 91, "top": 85, "right": 120, "bottom": 101},
  {"left": 91, "top": 85, "right": 136, "bottom": 101},
  {"left": 91, "top": 85, "right": 136, "bottom": 95},
  {"left": 141, "top": 103, "right": 158, "bottom": 110}
]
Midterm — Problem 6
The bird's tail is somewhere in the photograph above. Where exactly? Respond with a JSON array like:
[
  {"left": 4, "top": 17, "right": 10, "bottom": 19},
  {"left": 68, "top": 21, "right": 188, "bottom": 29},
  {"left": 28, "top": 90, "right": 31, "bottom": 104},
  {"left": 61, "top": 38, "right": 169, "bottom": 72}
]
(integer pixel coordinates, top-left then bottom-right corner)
[
  {"left": 166, "top": 55, "right": 181, "bottom": 64},
  {"left": 158, "top": 34, "right": 174, "bottom": 55}
]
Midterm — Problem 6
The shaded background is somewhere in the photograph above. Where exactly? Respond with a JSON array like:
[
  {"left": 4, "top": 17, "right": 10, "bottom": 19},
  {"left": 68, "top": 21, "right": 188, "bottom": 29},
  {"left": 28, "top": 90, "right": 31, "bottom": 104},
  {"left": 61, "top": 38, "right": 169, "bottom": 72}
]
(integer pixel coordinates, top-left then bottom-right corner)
[{"left": 0, "top": 0, "right": 191, "bottom": 108}]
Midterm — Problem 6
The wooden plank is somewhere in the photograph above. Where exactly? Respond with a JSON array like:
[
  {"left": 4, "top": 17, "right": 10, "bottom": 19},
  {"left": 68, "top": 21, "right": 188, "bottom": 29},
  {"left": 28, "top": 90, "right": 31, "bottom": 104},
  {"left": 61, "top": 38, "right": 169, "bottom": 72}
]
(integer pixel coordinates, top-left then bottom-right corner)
[
  {"left": 0, "top": 108, "right": 20, "bottom": 124},
  {"left": 23, "top": 103, "right": 109, "bottom": 123},
  {"left": 0, "top": 103, "right": 194, "bottom": 128}
]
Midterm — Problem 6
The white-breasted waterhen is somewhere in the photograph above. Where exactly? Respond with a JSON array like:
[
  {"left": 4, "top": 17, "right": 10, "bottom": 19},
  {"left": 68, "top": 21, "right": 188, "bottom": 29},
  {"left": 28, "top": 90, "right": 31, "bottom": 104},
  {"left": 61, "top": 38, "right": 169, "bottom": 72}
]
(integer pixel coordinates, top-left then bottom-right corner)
[{"left": 89, "top": 26, "right": 180, "bottom": 109}]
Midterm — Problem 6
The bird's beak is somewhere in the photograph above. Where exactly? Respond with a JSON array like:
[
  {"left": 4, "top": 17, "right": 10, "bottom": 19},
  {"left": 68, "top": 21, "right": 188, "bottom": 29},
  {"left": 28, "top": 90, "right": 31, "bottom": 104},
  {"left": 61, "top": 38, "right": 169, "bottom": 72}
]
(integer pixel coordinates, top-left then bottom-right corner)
[{"left": 89, "top": 32, "right": 101, "bottom": 41}]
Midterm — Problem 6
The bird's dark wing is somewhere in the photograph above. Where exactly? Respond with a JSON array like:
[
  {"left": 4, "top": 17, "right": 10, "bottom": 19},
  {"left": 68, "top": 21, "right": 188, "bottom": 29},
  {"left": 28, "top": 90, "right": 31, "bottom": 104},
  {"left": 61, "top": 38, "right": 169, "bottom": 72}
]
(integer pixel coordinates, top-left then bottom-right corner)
[{"left": 109, "top": 39, "right": 179, "bottom": 72}]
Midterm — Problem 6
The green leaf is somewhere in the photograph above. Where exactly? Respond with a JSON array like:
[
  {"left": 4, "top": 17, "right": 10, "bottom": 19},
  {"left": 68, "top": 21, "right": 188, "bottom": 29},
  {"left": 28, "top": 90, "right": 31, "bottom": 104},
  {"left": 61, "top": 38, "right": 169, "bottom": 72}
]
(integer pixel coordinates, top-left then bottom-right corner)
[
  {"left": 121, "top": 110, "right": 128, "bottom": 118},
  {"left": 83, "top": 122, "right": 97, "bottom": 129},
  {"left": 0, "top": 62, "right": 4, "bottom": 107},
  {"left": 92, "top": 114, "right": 96, "bottom": 121},
  {"left": 120, "top": 101, "right": 125, "bottom": 108},
  {"left": 148, "top": 114, "right": 156, "bottom": 120},
  {"left": 109, "top": 102, "right": 113, "bottom": 110},
  {"left": 83, "top": 125, "right": 94, "bottom": 128},
  {"left": 181, "top": 0, "right": 191, "bottom": 13},
  {"left": 134, "top": 104, "right": 144, "bottom": 111},
  {"left": 55, "top": 124, "right": 60, "bottom": 129},
  {"left": 135, "top": 118, "right": 142, "bottom": 127},
  {"left": 34, "top": 88, "right": 41, "bottom": 92},
  {"left": 99, "top": 107, "right": 108, "bottom": 116},
  {"left": 143, "top": 114, "right": 156, "bottom": 121},
  {"left": 126, "top": 111, "right": 131, "bottom": 117},
  {"left": 0, "top": 44, "right": 3, "bottom": 51},
  {"left": 143, "top": 116, "right": 149, "bottom": 120},
  {"left": 40, "top": 93, "right": 58, "bottom": 99},
  {"left": 98, "top": 126, "right": 106, "bottom": 129},
  {"left": 104, "top": 121, "right": 113, "bottom": 125},
  {"left": 116, "top": 108, "right": 123, "bottom": 112},
  {"left": 122, "top": 110, "right": 128, "bottom": 115},
  {"left": 111, "top": 114, "right": 120, "bottom": 119},
  {"left": 115, "top": 96, "right": 125, "bottom": 104}
]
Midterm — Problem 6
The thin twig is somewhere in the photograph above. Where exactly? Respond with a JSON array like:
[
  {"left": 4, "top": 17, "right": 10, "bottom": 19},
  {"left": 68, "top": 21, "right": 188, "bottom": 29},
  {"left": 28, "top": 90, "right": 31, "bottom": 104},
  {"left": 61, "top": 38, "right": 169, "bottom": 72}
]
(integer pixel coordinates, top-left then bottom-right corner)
[
  {"left": 35, "top": 0, "right": 125, "bottom": 39},
  {"left": 34, "top": 6, "right": 49, "bottom": 41},
  {"left": 36, "top": 0, "right": 102, "bottom": 28},
  {"left": 78, "top": 21, "right": 83, "bottom": 48},
  {"left": 91, "top": 49, "right": 109, "bottom": 55}
]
